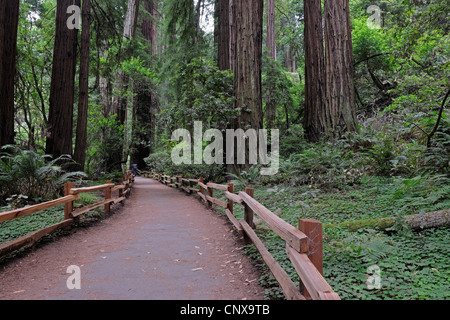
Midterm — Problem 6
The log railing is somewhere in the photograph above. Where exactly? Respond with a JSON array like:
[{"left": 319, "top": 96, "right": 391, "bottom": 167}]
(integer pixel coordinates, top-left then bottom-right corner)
[
  {"left": 141, "top": 171, "right": 340, "bottom": 301},
  {"left": 0, "top": 172, "right": 134, "bottom": 258}
]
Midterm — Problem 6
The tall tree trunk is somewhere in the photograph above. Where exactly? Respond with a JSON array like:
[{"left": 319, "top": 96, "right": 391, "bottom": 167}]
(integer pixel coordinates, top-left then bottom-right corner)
[
  {"left": 230, "top": 0, "right": 263, "bottom": 173},
  {"left": 131, "top": 0, "right": 158, "bottom": 169},
  {"left": 108, "top": 0, "right": 140, "bottom": 172},
  {"left": 303, "top": 0, "right": 326, "bottom": 142},
  {"left": 323, "top": 0, "right": 357, "bottom": 139},
  {"left": 46, "top": 0, "right": 80, "bottom": 158},
  {"left": 111, "top": 0, "right": 140, "bottom": 124},
  {"left": 265, "top": 0, "right": 277, "bottom": 130},
  {"left": 74, "top": 0, "right": 92, "bottom": 171},
  {"left": 99, "top": 40, "right": 111, "bottom": 115},
  {"left": 233, "top": 0, "right": 264, "bottom": 130},
  {"left": 217, "top": 0, "right": 231, "bottom": 70},
  {"left": 266, "top": 0, "right": 276, "bottom": 61},
  {"left": 229, "top": 0, "right": 235, "bottom": 71},
  {"left": 0, "top": 0, "right": 20, "bottom": 148}
]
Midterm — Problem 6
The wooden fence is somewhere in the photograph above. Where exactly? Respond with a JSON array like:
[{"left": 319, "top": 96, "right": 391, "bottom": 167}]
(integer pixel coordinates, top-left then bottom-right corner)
[
  {"left": 0, "top": 172, "right": 134, "bottom": 258},
  {"left": 142, "top": 171, "right": 340, "bottom": 301}
]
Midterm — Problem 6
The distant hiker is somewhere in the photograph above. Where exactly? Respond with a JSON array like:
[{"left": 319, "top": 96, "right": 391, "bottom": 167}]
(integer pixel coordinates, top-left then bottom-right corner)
[{"left": 131, "top": 164, "right": 138, "bottom": 176}]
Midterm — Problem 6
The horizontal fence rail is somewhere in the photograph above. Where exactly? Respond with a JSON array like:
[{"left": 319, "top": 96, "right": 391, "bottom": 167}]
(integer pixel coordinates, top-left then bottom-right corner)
[
  {"left": 141, "top": 171, "right": 340, "bottom": 301},
  {"left": 0, "top": 172, "right": 135, "bottom": 258}
]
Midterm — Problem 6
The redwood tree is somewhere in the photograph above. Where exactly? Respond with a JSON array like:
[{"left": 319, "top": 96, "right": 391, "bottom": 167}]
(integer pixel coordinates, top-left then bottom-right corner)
[
  {"left": 130, "top": 0, "right": 158, "bottom": 169},
  {"left": 323, "top": 0, "right": 357, "bottom": 139},
  {"left": 0, "top": 0, "right": 20, "bottom": 148},
  {"left": 74, "top": 0, "right": 92, "bottom": 171},
  {"left": 111, "top": 0, "right": 140, "bottom": 125},
  {"left": 266, "top": 0, "right": 276, "bottom": 61},
  {"left": 303, "top": 0, "right": 357, "bottom": 141},
  {"left": 46, "top": 0, "right": 80, "bottom": 158},
  {"left": 303, "top": 0, "right": 326, "bottom": 142},
  {"left": 265, "top": 0, "right": 277, "bottom": 130},
  {"left": 217, "top": 0, "right": 231, "bottom": 71},
  {"left": 233, "top": 0, "right": 264, "bottom": 130}
]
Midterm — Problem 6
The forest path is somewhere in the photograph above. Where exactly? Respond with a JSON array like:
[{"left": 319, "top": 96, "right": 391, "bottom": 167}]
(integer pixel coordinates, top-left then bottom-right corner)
[{"left": 0, "top": 177, "right": 264, "bottom": 300}]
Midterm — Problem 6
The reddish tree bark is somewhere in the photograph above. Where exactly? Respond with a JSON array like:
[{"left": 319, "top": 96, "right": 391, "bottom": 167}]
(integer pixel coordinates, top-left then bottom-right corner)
[
  {"left": 131, "top": 0, "right": 158, "bottom": 169},
  {"left": 0, "top": 0, "right": 20, "bottom": 147},
  {"left": 304, "top": 0, "right": 357, "bottom": 141},
  {"left": 303, "top": 0, "right": 326, "bottom": 142},
  {"left": 265, "top": 0, "right": 277, "bottom": 130},
  {"left": 266, "top": 0, "right": 276, "bottom": 61},
  {"left": 74, "top": 0, "right": 92, "bottom": 171},
  {"left": 233, "top": 0, "right": 264, "bottom": 130},
  {"left": 323, "top": 0, "right": 357, "bottom": 139},
  {"left": 218, "top": 0, "right": 231, "bottom": 70},
  {"left": 46, "top": 0, "right": 80, "bottom": 158}
]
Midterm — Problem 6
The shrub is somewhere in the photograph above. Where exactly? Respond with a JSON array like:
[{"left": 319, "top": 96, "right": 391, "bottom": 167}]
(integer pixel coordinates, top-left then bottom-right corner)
[
  {"left": 144, "top": 151, "right": 226, "bottom": 182},
  {"left": 0, "top": 146, "right": 86, "bottom": 205}
]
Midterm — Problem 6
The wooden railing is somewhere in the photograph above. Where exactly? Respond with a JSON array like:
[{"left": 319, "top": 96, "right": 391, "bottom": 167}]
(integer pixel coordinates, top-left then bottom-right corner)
[
  {"left": 142, "top": 171, "right": 340, "bottom": 301},
  {"left": 0, "top": 172, "right": 134, "bottom": 258}
]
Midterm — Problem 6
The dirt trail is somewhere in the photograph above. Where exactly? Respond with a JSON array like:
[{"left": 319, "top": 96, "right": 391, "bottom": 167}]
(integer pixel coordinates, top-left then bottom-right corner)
[{"left": 0, "top": 177, "right": 265, "bottom": 300}]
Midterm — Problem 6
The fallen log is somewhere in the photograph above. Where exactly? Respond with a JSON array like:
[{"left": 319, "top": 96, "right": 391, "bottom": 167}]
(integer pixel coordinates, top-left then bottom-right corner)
[{"left": 324, "top": 209, "right": 450, "bottom": 232}]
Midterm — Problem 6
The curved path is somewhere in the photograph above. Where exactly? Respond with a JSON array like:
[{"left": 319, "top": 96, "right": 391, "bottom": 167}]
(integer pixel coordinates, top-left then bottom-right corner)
[{"left": 0, "top": 177, "right": 265, "bottom": 300}]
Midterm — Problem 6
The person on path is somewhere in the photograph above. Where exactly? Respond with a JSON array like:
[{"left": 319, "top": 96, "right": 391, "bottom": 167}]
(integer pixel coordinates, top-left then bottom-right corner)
[{"left": 131, "top": 164, "right": 139, "bottom": 176}]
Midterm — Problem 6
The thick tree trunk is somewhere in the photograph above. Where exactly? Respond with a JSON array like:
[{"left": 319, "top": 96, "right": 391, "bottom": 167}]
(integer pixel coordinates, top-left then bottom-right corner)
[
  {"left": 111, "top": 0, "right": 140, "bottom": 121},
  {"left": 266, "top": 0, "right": 276, "bottom": 61},
  {"left": 233, "top": 0, "right": 264, "bottom": 130},
  {"left": 46, "top": 0, "right": 80, "bottom": 158},
  {"left": 229, "top": 0, "right": 235, "bottom": 69},
  {"left": 131, "top": 0, "right": 158, "bottom": 169},
  {"left": 265, "top": 0, "right": 277, "bottom": 130},
  {"left": 229, "top": 0, "right": 263, "bottom": 174},
  {"left": 303, "top": 0, "right": 326, "bottom": 142},
  {"left": 218, "top": 0, "right": 231, "bottom": 70},
  {"left": 107, "top": 0, "right": 140, "bottom": 172},
  {"left": 323, "top": 0, "right": 357, "bottom": 139},
  {"left": 74, "top": 0, "right": 92, "bottom": 171},
  {"left": 0, "top": 0, "right": 20, "bottom": 148}
]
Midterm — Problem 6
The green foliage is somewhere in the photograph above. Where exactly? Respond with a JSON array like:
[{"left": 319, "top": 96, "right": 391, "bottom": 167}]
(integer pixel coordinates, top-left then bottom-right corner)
[
  {"left": 240, "top": 174, "right": 450, "bottom": 300},
  {"left": 84, "top": 103, "right": 125, "bottom": 178},
  {"left": 226, "top": 166, "right": 262, "bottom": 188},
  {"left": 144, "top": 151, "right": 226, "bottom": 182},
  {"left": 159, "top": 57, "right": 237, "bottom": 130},
  {"left": 262, "top": 55, "right": 298, "bottom": 131},
  {"left": 0, "top": 146, "right": 86, "bottom": 205},
  {"left": 423, "top": 117, "right": 450, "bottom": 174},
  {"left": 323, "top": 227, "right": 450, "bottom": 300},
  {"left": 0, "top": 205, "right": 65, "bottom": 246}
]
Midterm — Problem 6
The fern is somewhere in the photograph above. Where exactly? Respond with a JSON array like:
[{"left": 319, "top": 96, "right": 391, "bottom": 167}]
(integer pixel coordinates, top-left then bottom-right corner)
[{"left": 0, "top": 146, "right": 87, "bottom": 203}]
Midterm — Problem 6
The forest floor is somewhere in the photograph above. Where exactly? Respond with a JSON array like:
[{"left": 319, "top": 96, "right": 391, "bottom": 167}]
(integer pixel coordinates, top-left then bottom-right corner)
[{"left": 0, "top": 177, "right": 265, "bottom": 300}]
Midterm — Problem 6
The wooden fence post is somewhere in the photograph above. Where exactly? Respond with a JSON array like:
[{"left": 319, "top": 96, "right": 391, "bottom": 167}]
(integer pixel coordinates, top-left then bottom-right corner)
[
  {"left": 227, "top": 183, "right": 234, "bottom": 215},
  {"left": 207, "top": 182, "right": 213, "bottom": 209},
  {"left": 298, "top": 219, "right": 323, "bottom": 299},
  {"left": 244, "top": 187, "right": 255, "bottom": 229},
  {"left": 64, "top": 182, "right": 75, "bottom": 220},
  {"left": 242, "top": 187, "right": 255, "bottom": 244},
  {"left": 105, "top": 180, "right": 112, "bottom": 215},
  {"left": 199, "top": 177, "right": 204, "bottom": 195}
]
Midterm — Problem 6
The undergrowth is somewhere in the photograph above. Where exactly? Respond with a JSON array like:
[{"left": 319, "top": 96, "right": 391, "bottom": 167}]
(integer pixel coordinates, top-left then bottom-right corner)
[{"left": 235, "top": 173, "right": 449, "bottom": 300}]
